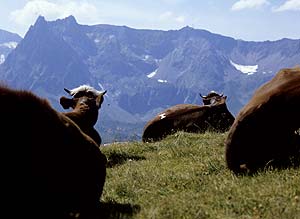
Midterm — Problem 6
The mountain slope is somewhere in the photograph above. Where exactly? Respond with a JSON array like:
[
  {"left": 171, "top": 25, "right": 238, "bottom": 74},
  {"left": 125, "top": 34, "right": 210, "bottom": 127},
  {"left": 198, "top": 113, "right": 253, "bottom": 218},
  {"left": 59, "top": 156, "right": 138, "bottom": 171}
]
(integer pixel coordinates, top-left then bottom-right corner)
[
  {"left": 0, "top": 16, "right": 299, "bottom": 142},
  {"left": 0, "top": 29, "right": 22, "bottom": 64}
]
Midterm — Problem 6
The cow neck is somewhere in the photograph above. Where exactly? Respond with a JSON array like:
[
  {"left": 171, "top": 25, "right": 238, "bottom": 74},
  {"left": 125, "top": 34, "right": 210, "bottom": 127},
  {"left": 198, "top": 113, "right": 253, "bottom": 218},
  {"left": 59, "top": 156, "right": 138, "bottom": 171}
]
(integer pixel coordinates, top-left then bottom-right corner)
[{"left": 67, "top": 105, "right": 99, "bottom": 128}]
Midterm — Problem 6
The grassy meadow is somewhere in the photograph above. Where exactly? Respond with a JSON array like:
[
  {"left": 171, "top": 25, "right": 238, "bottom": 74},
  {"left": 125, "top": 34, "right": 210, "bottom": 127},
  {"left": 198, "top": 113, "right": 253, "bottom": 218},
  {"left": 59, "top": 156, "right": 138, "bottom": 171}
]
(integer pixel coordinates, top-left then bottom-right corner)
[{"left": 100, "top": 132, "right": 300, "bottom": 219}]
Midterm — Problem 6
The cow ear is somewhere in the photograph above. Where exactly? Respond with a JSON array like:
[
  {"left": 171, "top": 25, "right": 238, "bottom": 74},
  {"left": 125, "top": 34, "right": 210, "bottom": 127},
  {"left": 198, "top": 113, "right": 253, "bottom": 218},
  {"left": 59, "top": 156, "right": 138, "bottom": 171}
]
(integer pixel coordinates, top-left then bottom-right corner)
[
  {"left": 60, "top": 96, "right": 74, "bottom": 109},
  {"left": 199, "top": 93, "right": 207, "bottom": 99},
  {"left": 96, "top": 90, "right": 107, "bottom": 108}
]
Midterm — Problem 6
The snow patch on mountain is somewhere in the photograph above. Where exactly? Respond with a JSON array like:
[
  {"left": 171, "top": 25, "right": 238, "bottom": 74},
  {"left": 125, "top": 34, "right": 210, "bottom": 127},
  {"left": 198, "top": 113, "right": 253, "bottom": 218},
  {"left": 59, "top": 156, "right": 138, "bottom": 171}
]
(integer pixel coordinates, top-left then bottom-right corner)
[
  {"left": 147, "top": 69, "right": 157, "bottom": 78},
  {"left": 0, "top": 41, "right": 18, "bottom": 49},
  {"left": 94, "top": 38, "right": 100, "bottom": 43},
  {"left": 146, "top": 69, "right": 168, "bottom": 83},
  {"left": 143, "top": 55, "right": 151, "bottom": 61},
  {"left": 230, "top": 60, "right": 258, "bottom": 75},
  {"left": 0, "top": 54, "right": 5, "bottom": 64},
  {"left": 158, "top": 79, "right": 167, "bottom": 83}
]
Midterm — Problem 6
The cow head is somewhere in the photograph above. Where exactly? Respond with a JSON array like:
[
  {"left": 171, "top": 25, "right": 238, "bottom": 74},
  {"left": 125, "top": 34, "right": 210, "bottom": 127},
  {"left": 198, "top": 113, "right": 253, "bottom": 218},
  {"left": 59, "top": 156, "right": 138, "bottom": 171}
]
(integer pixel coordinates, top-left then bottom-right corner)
[
  {"left": 60, "top": 85, "right": 107, "bottom": 111},
  {"left": 200, "top": 91, "right": 224, "bottom": 105}
]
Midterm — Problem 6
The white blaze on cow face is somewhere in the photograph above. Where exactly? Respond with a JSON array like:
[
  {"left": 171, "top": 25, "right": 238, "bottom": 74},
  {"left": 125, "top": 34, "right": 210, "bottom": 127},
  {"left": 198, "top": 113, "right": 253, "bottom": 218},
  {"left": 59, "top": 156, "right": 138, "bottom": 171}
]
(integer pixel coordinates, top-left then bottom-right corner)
[{"left": 159, "top": 113, "right": 167, "bottom": 120}]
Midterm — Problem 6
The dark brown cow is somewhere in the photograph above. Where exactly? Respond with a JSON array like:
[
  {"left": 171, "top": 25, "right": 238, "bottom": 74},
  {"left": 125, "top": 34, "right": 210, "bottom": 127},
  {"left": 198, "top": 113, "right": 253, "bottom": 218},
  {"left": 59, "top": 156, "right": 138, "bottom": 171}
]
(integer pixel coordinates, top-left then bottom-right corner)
[
  {"left": 142, "top": 94, "right": 234, "bottom": 142},
  {"left": 60, "top": 85, "right": 107, "bottom": 146},
  {"left": 225, "top": 67, "right": 300, "bottom": 174},
  {"left": 0, "top": 85, "right": 107, "bottom": 218}
]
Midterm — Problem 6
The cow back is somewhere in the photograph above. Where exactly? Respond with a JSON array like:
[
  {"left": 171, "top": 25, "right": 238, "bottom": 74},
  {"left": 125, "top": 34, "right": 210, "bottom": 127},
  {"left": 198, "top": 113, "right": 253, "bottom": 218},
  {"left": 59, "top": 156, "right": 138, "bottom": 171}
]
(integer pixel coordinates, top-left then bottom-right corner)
[
  {"left": 225, "top": 67, "right": 300, "bottom": 173},
  {"left": 143, "top": 100, "right": 234, "bottom": 142}
]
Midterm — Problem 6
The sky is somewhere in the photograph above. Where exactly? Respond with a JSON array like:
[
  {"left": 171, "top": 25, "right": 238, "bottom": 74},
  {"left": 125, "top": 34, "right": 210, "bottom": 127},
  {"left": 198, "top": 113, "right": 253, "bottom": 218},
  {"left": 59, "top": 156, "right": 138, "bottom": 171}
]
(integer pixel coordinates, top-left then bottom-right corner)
[{"left": 0, "top": 0, "right": 300, "bottom": 41}]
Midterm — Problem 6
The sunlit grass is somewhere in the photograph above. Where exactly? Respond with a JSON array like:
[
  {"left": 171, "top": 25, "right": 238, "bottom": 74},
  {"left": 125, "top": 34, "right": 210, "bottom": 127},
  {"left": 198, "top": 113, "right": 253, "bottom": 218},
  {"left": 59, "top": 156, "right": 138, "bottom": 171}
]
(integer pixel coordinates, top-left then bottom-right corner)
[{"left": 101, "top": 132, "right": 300, "bottom": 219}]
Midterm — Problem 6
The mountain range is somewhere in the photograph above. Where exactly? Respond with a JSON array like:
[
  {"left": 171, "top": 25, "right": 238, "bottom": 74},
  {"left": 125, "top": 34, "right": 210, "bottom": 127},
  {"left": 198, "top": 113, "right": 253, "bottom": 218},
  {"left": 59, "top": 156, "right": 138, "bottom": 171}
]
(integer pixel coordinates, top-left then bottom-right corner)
[
  {"left": 0, "top": 15, "right": 299, "bottom": 143},
  {"left": 0, "top": 29, "right": 22, "bottom": 64}
]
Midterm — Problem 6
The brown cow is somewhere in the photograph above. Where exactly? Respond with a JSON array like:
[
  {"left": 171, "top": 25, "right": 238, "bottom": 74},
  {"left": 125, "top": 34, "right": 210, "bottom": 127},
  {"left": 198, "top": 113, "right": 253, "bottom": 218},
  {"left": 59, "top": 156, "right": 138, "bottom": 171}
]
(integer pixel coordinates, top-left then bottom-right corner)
[
  {"left": 142, "top": 94, "right": 234, "bottom": 142},
  {"left": 0, "top": 85, "right": 107, "bottom": 218},
  {"left": 60, "top": 85, "right": 107, "bottom": 146},
  {"left": 225, "top": 67, "right": 300, "bottom": 174}
]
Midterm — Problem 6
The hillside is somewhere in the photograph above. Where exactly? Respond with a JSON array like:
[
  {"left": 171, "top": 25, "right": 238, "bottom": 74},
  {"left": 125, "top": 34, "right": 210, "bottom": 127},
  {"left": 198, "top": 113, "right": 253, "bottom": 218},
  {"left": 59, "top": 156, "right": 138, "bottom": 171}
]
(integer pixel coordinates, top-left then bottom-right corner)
[{"left": 99, "top": 132, "right": 300, "bottom": 219}]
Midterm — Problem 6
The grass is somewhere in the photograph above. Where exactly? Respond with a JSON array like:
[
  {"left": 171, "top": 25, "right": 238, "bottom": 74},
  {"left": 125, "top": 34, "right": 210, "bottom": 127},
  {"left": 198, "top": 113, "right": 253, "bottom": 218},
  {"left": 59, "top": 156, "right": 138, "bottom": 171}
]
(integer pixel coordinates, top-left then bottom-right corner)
[{"left": 100, "top": 132, "right": 300, "bottom": 219}]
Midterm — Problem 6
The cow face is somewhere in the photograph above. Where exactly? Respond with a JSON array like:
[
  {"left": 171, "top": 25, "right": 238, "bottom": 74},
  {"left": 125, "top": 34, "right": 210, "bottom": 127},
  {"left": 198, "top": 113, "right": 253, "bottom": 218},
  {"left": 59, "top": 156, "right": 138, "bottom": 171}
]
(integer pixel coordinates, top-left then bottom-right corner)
[
  {"left": 200, "top": 91, "right": 224, "bottom": 105},
  {"left": 60, "top": 85, "right": 107, "bottom": 110}
]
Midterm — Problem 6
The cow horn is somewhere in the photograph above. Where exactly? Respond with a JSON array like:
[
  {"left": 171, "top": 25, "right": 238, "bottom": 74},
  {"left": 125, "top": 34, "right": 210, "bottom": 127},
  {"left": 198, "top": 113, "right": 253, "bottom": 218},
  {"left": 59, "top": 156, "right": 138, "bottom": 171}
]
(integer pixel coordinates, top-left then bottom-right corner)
[
  {"left": 101, "top": 90, "right": 107, "bottom": 95},
  {"left": 64, "top": 88, "right": 71, "bottom": 94},
  {"left": 220, "top": 93, "right": 224, "bottom": 97},
  {"left": 199, "top": 93, "right": 207, "bottom": 98}
]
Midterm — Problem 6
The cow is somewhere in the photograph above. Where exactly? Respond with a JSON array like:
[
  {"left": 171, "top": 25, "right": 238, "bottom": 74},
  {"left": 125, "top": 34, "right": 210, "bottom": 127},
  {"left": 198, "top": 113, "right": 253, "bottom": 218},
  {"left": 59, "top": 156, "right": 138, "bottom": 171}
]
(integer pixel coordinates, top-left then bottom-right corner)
[
  {"left": 225, "top": 67, "right": 300, "bottom": 174},
  {"left": 60, "top": 85, "right": 107, "bottom": 146},
  {"left": 142, "top": 93, "right": 234, "bottom": 142},
  {"left": 0, "top": 85, "right": 107, "bottom": 218}
]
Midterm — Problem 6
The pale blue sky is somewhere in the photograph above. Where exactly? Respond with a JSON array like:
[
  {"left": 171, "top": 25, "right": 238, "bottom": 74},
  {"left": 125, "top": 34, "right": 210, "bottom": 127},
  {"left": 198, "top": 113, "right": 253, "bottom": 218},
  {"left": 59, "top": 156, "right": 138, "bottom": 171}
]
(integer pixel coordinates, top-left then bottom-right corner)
[{"left": 1, "top": 0, "right": 300, "bottom": 41}]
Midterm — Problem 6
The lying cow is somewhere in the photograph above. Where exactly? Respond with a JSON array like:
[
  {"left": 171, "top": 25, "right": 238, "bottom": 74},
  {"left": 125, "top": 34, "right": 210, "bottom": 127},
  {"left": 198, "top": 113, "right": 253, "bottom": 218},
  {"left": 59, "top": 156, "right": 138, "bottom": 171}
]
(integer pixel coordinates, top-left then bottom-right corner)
[
  {"left": 142, "top": 93, "right": 234, "bottom": 142},
  {"left": 0, "top": 85, "right": 107, "bottom": 218},
  {"left": 60, "top": 85, "right": 107, "bottom": 146},
  {"left": 225, "top": 67, "right": 300, "bottom": 174}
]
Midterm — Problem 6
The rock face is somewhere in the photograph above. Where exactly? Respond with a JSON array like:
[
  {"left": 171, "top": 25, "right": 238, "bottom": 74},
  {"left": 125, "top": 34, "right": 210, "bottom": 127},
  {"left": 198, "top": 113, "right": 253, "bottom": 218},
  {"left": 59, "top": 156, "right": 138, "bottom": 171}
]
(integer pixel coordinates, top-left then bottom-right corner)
[
  {"left": 225, "top": 67, "right": 300, "bottom": 174},
  {"left": 0, "top": 15, "right": 299, "bottom": 142},
  {"left": 0, "top": 29, "right": 22, "bottom": 64}
]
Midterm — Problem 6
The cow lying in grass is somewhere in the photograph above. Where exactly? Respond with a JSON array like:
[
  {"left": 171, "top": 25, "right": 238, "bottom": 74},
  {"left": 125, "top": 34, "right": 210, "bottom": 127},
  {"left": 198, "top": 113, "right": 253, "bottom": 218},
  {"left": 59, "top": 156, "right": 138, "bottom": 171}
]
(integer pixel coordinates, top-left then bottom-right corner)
[
  {"left": 0, "top": 85, "right": 107, "bottom": 218},
  {"left": 225, "top": 67, "right": 300, "bottom": 174},
  {"left": 142, "top": 92, "right": 234, "bottom": 142},
  {"left": 60, "top": 85, "right": 107, "bottom": 146}
]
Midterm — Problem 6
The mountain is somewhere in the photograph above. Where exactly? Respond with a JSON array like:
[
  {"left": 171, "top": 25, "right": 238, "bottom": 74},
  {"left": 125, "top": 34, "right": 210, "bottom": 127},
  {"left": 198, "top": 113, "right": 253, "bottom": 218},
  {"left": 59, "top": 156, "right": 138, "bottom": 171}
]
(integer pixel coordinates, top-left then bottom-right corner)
[
  {"left": 0, "top": 29, "right": 22, "bottom": 64},
  {"left": 0, "top": 16, "right": 299, "bottom": 143}
]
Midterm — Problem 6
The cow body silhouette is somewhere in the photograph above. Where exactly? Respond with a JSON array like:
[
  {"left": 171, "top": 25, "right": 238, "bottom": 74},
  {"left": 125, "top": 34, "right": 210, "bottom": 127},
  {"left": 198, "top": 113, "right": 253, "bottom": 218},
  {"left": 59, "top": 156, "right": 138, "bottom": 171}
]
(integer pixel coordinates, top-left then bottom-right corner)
[
  {"left": 225, "top": 67, "right": 300, "bottom": 174},
  {"left": 0, "top": 85, "right": 107, "bottom": 218},
  {"left": 60, "top": 85, "right": 107, "bottom": 146},
  {"left": 142, "top": 93, "right": 234, "bottom": 142}
]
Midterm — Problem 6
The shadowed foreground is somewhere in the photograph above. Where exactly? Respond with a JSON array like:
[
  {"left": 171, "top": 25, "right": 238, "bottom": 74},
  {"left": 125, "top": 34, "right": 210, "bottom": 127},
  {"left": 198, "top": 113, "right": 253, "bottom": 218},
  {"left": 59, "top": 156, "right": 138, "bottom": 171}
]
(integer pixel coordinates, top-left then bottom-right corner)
[{"left": 0, "top": 85, "right": 106, "bottom": 218}]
